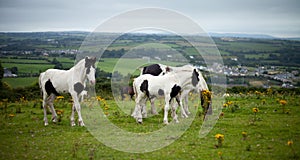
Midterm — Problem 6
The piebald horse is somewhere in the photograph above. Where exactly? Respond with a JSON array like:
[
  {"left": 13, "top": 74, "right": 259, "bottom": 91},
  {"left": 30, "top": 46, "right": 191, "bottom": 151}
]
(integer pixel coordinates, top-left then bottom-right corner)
[{"left": 39, "top": 56, "right": 96, "bottom": 126}]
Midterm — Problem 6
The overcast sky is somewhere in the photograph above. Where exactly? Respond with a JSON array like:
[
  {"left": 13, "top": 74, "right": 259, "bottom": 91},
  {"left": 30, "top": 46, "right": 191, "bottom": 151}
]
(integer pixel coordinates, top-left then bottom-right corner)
[{"left": 0, "top": 0, "right": 299, "bottom": 37}]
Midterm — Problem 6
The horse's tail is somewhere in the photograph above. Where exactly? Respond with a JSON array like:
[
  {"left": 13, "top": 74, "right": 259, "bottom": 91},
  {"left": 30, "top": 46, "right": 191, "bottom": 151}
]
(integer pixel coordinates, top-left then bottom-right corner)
[
  {"left": 38, "top": 72, "right": 45, "bottom": 96},
  {"left": 132, "top": 79, "right": 137, "bottom": 101}
]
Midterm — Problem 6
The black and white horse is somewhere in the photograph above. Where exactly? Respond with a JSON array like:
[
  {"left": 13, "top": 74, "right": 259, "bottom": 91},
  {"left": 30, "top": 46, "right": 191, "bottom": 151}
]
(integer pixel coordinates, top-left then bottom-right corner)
[{"left": 39, "top": 56, "right": 96, "bottom": 126}]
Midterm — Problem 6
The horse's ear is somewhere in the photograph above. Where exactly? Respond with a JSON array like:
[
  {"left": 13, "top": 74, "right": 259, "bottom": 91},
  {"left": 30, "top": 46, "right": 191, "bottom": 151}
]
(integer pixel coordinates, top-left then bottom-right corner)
[
  {"left": 166, "top": 66, "right": 172, "bottom": 72},
  {"left": 92, "top": 57, "right": 96, "bottom": 63}
]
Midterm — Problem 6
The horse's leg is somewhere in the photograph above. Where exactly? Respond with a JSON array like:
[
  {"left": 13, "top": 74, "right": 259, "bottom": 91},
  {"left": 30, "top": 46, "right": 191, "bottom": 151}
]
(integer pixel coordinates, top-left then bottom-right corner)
[
  {"left": 171, "top": 99, "right": 179, "bottom": 123},
  {"left": 141, "top": 98, "right": 148, "bottom": 118},
  {"left": 70, "top": 104, "right": 76, "bottom": 126},
  {"left": 163, "top": 96, "right": 171, "bottom": 124},
  {"left": 47, "top": 94, "right": 57, "bottom": 123},
  {"left": 180, "top": 91, "right": 189, "bottom": 118},
  {"left": 150, "top": 98, "right": 158, "bottom": 115},
  {"left": 131, "top": 93, "right": 141, "bottom": 117},
  {"left": 184, "top": 95, "right": 191, "bottom": 115},
  {"left": 134, "top": 94, "right": 144, "bottom": 123},
  {"left": 42, "top": 93, "right": 49, "bottom": 126},
  {"left": 72, "top": 93, "right": 85, "bottom": 126}
]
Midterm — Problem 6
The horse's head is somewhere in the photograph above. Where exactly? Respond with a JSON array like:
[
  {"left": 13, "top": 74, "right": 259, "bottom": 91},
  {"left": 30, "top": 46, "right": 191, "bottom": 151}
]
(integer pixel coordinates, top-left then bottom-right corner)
[{"left": 85, "top": 56, "right": 97, "bottom": 85}]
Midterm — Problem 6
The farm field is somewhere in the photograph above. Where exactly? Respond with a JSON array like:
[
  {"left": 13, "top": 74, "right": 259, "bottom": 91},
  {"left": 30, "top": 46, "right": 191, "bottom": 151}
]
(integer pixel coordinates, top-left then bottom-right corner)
[{"left": 0, "top": 92, "right": 299, "bottom": 159}]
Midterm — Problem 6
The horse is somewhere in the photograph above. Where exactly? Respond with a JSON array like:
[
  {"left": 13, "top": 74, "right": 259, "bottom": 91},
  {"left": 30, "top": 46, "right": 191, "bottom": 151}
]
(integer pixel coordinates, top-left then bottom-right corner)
[{"left": 39, "top": 56, "right": 97, "bottom": 126}]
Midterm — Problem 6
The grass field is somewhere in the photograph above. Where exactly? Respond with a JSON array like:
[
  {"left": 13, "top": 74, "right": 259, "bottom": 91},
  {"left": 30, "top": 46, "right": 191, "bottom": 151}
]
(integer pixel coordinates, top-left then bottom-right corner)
[
  {"left": 0, "top": 92, "right": 299, "bottom": 159},
  {"left": 98, "top": 58, "right": 187, "bottom": 75},
  {"left": 3, "top": 77, "right": 38, "bottom": 88}
]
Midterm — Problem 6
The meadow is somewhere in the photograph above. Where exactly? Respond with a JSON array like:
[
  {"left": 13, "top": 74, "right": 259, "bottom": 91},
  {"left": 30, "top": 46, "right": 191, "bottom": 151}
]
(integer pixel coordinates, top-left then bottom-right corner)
[
  {"left": 0, "top": 91, "right": 299, "bottom": 159},
  {"left": 2, "top": 57, "right": 185, "bottom": 88},
  {"left": 1, "top": 32, "right": 300, "bottom": 159}
]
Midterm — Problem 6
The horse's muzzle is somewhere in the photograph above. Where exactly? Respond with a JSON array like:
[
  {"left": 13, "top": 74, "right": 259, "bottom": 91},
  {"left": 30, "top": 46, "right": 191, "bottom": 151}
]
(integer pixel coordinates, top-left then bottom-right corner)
[{"left": 90, "top": 80, "right": 96, "bottom": 85}]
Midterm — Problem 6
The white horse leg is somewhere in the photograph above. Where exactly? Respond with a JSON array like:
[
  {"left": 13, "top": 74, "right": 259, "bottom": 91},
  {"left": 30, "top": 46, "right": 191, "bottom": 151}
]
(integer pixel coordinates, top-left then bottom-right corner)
[
  {"left": 180, "top": 92, "right": 189, "bottom": 118},
  {"left": 72, "top": 94, "right": 84, "bottom": 126},
  {"left": 141, "top": 98, "right": 148, "bottom": 118},
  {"left": 163, "top": 96, "right": 171, "bottom": 124},
  {"left": 134, "top": 97, "right": 143, "bottom": 123},
  {"left": 184, "top": 95, "right": 191, "bottom": 115},
  {"left": 180, "top": 98, "right": 188, "bottom": 118},
  {"left": 131, "top": 103, "right": 139, "bottom": 118},
  {"left": 135, "top": 103, "right": 143, "bottom": 124},
  {"left": 132, "top": 92, "right": 145, "bottom": 123},
  {"left": 42, "top": 94, "right": 49, "bottom": 126},
  {"left": 150, "top": 98, "right": 158, "bottom": 115},
  {"left": 70, "top": 104, "right": 76, "bottom": 126},
  {"left": 171, "top": 99, "right": 179, "bottom": 123},
  {"left": 47, "top": 94, "right": 57, "bottom": 123}
]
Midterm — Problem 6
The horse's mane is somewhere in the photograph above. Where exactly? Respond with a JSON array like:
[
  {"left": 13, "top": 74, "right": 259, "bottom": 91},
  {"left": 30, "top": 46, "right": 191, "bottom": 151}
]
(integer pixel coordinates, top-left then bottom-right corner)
[{"left": 71, "top": 58, "right": 86, "bottom": 71}]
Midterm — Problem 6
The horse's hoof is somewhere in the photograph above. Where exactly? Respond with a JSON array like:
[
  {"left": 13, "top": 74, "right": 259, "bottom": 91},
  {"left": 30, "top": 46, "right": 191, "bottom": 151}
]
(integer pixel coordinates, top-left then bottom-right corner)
[
  {"left": 44, "top": 122, "right": 49, "bottom": 126},
  {"left": 52, "top": 117, "right": 57, "bottom": 123},
  {"left": 71, "top": 122, "right": 76, "bottom": 127},
  {"left": 136, "top": 118, "right": 143, "bottom": 124},
  {"left": 163, "top": 120, "right": 169, "bottom": 125},
  {"left": 79, "top": 121, "right": 85, "bottom": 126},
  {"left": 181, "top": 113, "right": 188, "bottom": 118}
]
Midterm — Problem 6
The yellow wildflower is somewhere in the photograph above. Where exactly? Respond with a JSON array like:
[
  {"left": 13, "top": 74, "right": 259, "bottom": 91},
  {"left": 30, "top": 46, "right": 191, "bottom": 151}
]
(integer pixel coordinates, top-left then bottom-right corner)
[
  {"left": 56, "top": 96, "right": 64, "bottom": 99},
  {"left": 218, "top": 151, "right": 222, "bottom": 157},
  {"left": 223, "top": 103, "right": 228, "bottom": 108},
  {"left": 287, "top": 140, "right": 293, "bottom": 146},
  {"left": 252, "top": 108, "right": 259, "bottom": 113},
  {"left": 215, "top": 134, "right": 225, "bottom": 141},
  {"left": 279, "top": 100, "right": 287, "bottom": 105}
]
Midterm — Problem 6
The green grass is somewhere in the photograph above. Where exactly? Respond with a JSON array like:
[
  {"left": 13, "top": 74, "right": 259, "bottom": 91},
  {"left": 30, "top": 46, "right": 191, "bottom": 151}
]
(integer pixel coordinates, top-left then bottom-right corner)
[
  {"left": 0, "top": 58, "right": 49, "bottom": 64},
  {"left": 98, "top": 58, "right": 186, "bottom": 75},
  {"left": 2, "top": 63, "right": 54, "bottom": 74},
  {"left": 218, "top": 41, "right": 282, "bottom": 52},
  {"left": 3, "top": 77, "right": 38, "bottom": 88},
  {"left": 0, "top": 93, "right": 299, "bottom": 159}
]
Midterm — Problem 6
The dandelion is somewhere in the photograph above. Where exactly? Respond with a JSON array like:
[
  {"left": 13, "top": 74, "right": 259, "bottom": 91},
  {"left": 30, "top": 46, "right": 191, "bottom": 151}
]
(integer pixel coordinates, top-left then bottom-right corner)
[
  {"left": 242, "top": 131, "right": 247, "bottom": 140},
  {"left": 218, "top": 151, "right": 223, "bottom": 160},
  {"left": 215, "top": 133, "right": 224, "bottom": 147},
  {"left": 287, "top": 140, "right": 296, "bottom": 158},
  {"left": 279, "top": 100, "right": 287, "bottom": 105},
  {"left": 8, "top": 113, "right": 15, "bottom": 119},
  {"left": 279, "top": 99, "right": 287, "bottom": 113},
  {"left": 227, "top": 101, "right": 233, "bottom": 105},
  {"left": 223, "top": 101, "right": 233, "bottom": 108},
  {"left": 251, "top": 108, "right": 259, "bottom": 124},
  {"left": 56, "top": 109, "right": 64, "bottom": 115},
  {"left": 96, "top": 96, "right": 105, "bottom": 102},
  {"left": 56, "top": 96, "right": 64, "bottom": 100},
  {"left": 252, "top": 108, "right": 259, "bottom": 113},
  {"left": 223, "top": 103, "right": 228, "bottom": 108},
  {"left": 287, "top": 140, "right": 293, "bottom": 146}
]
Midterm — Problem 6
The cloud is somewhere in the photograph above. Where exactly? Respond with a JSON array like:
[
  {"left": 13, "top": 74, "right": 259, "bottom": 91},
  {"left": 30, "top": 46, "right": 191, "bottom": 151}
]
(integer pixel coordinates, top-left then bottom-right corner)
[{"left": 0, "top": 0, "right": 299, "bottom": 37}]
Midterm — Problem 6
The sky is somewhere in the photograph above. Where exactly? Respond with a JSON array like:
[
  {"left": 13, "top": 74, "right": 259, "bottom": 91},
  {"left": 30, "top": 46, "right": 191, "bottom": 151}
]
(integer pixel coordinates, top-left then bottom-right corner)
[{"left": 0, "top": 0, "right": 299, "bottom": 38}]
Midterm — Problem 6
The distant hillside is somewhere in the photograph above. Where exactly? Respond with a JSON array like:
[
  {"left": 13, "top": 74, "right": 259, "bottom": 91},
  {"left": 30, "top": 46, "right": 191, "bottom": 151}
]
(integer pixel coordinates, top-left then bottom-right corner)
[{"left": 209, "top": 32, "right": 275, "bottom": 39}]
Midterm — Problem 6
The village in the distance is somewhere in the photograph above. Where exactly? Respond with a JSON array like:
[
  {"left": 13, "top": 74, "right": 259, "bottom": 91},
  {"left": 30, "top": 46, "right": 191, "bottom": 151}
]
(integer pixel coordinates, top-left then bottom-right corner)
[{"left": 1, "top": 32, "right": 299, "bottom": 89}]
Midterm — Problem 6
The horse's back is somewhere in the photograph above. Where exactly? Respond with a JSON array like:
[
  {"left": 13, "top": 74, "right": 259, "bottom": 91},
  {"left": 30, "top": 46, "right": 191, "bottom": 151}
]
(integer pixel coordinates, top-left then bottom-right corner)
[{"left": 39, "top": 69, "right": 70, "bottom": 93}]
